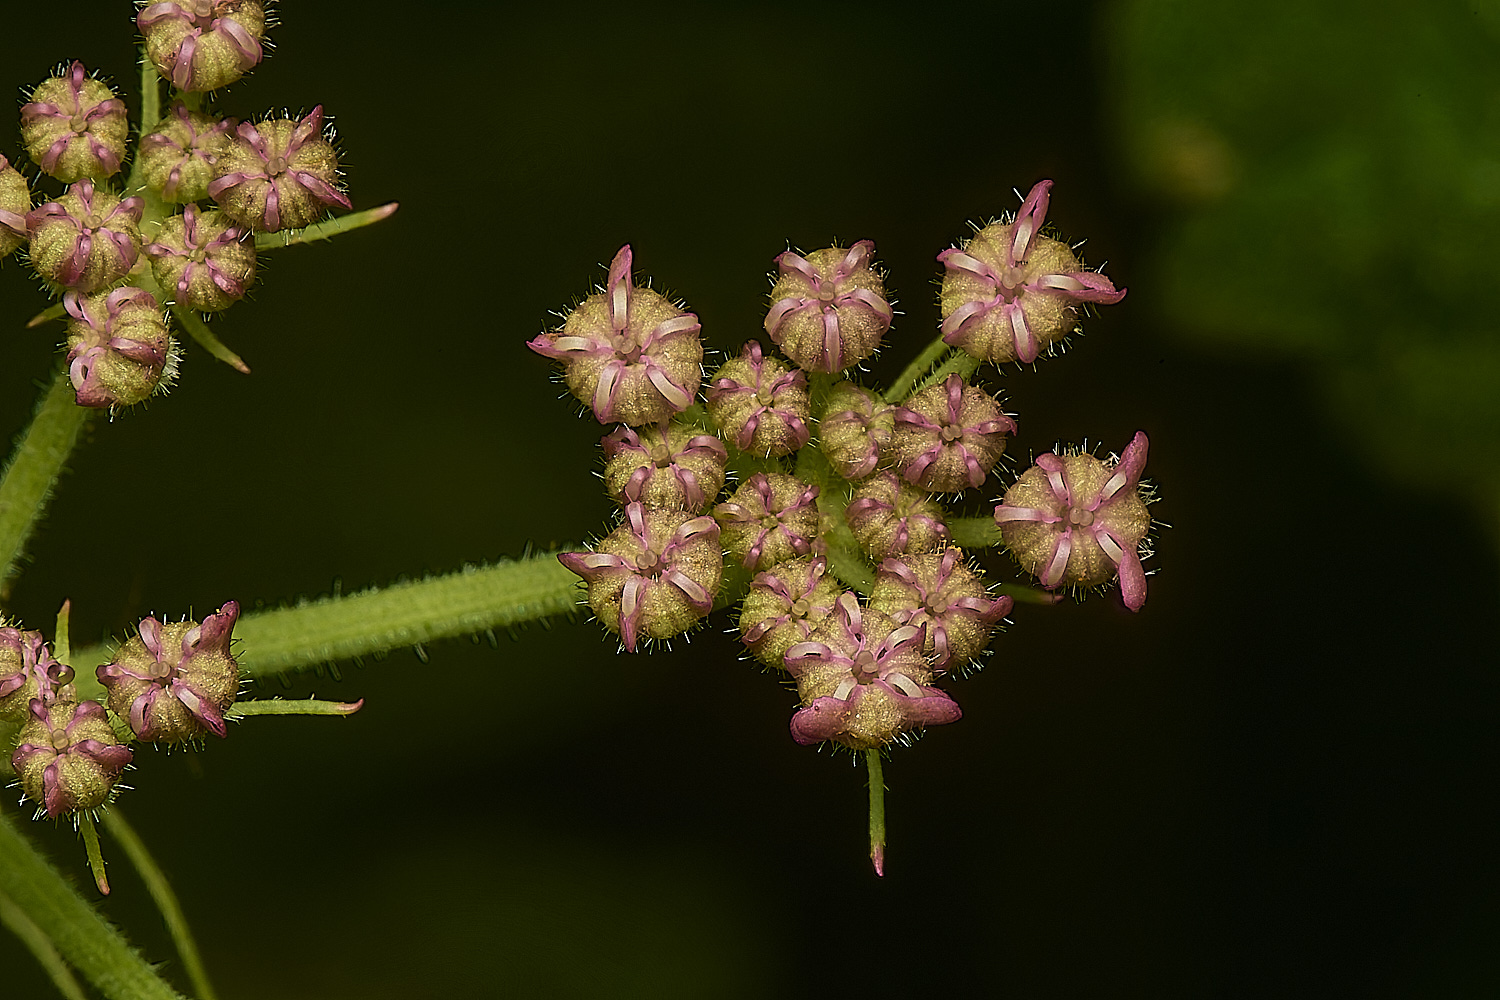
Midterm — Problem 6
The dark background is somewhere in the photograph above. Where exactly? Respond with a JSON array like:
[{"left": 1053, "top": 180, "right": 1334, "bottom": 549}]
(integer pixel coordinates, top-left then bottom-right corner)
[{"left": 2, "top": 2, "right": 1496, "bottom": 997}]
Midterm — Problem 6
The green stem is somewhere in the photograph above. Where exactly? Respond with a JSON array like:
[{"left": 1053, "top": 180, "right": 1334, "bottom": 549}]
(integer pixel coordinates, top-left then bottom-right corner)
[
  {"left": 0, "top": 887, "right": 89, "bottom": 1000},
  {"left": 227, "top": 697, "right": 363, "bottom": 718},
  {"left": 72, "top": 553, "right": 583, "bottom": 692},
  {"left": 0, "top": 811, "right": 185, "bottom": 1000},
  {"left": 169, "top": 308, "right": 251, "bottom": 374},
  {"left": 78, "top": 814, "right": 109, "bottom": 896},
  {"left": 947, "top": 515, "right": 1002, "bottom": 548},
  {"left": 907, "top": 348, "right": 981, "bottom": 399},
  {"left": 253, "top": 203, "right": 399, "bottom": 250},
  {"left": 883, "top": 335, "right": 954, "bottom": 404},
  {"left": 0, "top": 371, "right": 91, "bottom": 599},
  {"left": 996, "top": 582, "right": 1064, "bottom": 606},
  {"left": 124, "top": 51, "right": 161, "bottom": 198},
  {"left": 100, "top": 809, "right": 218, "bottom": 1000},
  {"left": 865, "top": 750, "right": 886, "bottom": 877}
]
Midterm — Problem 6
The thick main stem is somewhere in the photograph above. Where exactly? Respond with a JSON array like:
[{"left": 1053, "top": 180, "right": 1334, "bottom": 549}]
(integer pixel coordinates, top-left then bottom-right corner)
[
  {"left": 0, "top": 371, "right": 90, "bottom": 600},
  {"left": 0, "top": 812, "right": 184, "bottom": 1000}
]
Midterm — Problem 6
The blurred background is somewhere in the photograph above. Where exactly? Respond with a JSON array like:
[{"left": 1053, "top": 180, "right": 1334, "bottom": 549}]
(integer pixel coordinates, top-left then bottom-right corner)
[{"left": 2, "top": 1, "right": 1497, "bottom": 996}]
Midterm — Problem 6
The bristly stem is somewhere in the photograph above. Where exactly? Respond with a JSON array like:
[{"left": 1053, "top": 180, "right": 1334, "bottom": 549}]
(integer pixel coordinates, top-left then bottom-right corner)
[
  {"left": 101, "top": 808, "right": 218, "bottom": 1000},
  {"left": 865, "top": 750, "right": 886, "bottom": 876},
  {"left": 0, "top": 888, "right": 89, "bottom": 1000},
  {"left": 253, "top": 202, "right": 399, "bottom": 250},
  {"left": 70, "top": 553, "right": 584, "bottom": 697},
  {"left": 0, "top": 370, "right": 91, "bottom": 598},
  {"left": 883, "top": 336, "right": 955, "bottom": 404},
  {"left": 78, "top": 814, "right": 109, "bottom": 895},
  {"left": 227, "top": 697, "right": 364, "bottom": 718},
  {"left": 947, "top": 515, "right": 1003, "bottom": 548},
  {"left": 0, "top": 812, "right": 183, "bottom": 1000}
]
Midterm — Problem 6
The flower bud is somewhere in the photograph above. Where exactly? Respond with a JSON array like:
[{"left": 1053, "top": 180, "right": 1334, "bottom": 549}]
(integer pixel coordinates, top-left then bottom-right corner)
[
  {"left": 714, "top": 473, "right": 820, "bottom": 571},
  {"left": 601, "top": 422, "right": 727, "bottom": 513},
  {"left": 63, "top": 289, "right": 174, "bottom": 409},
  {"left": 995, "top": 432, "right": 1153, "bottom": 610},
  {"left": 145, "top": 203, "right": 256, "bottom": 311},
  {"left": 11, "top": 699, "right": 132, "bottom": 818},
  {"left": 528, "top": 246, "right": 703, "bottom": 425},
  {"left": 705, "top": 341, "right": 810, "bottom": 457},
  {"left": 890, "top": 374, "right": 1015, "bottom": 493},
  {"left": 26, "top": 180, "right": 143, "bottom": 292},
  {"left": 559, "top": 504, "right": 722, "bottom": 652},
  {"left": 96, "top": 602, "right": 242, "bottom": 742},
  {"left": 139, "top": 102, "right": 233, "bottom": 203},
  {"left": 138, "top": 1, "right": 268, "bottom": 92},
  {"left": 0, "top": 628, "right": 69, "bottom": 722},
  {"left": 785, "top": 593, "right": 960, "bottom": 748},
  {"left": 19, "top": 62, "right": 128, "bottom": 182},
  {"left": 819, "top": 381, "right": 894, "bottom": 480},
  {"left": 209, "top": 106, "right": 351, "bottom": 232},
  {"left": 939, "top": 180, "right": 1125, "bottom": 364},
  {"left": 869, "top": 550, "right": 1012, "bottom": 670},
  {"left": 845, "top": 471, "right": 949, "bottom": 560},
  {"left": 0, "top": 155, "right": 32, "bottom": 259},
  {"left": 738, "top": 556, "right": 842, "bottom": 668},
  {"left": 764, "top": 241, "right": 893, "bottom": 374}
]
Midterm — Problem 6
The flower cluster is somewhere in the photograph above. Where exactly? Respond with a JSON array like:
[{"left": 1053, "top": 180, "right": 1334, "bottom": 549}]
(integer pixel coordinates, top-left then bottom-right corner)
[
  {"left": 3, "top": 11, "right": 366, "bottom": 411},
  {"left": 532, "top": 182, "right": 1155, "bottom": 867},
  {"left": 2, "top": 602, "right": 243, "bottom": 821}
]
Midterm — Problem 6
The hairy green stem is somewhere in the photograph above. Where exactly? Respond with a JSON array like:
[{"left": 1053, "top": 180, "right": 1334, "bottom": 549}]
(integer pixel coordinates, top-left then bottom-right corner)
[
  {"left": 72, "top": 553, "right": 582, "bottom": 691},
  {"left": 78, "top": 815, "right": 109, "bottom": 896},
  {"left": 0, "top": 812, "right": 184, "bottom": 1000},
  {"left": 883, "top": 336, "right": 955, "bottom": 404},
  {"left": 0, "top": 887, "right": 89, "bottom": 1000},
  {"left": 0, "top": 371, "right": 91, "bottom": 600},
  {"left": 947, "top": 515, "right": 1002, "bottom": 548},
  {"left": 227, "top": 697, "right": 363, "bottom": 718},
  {"left": 908, "top": 349, "right": 981, "bottom": 398},
  {"left": 253, "top": 202, "right": 400, "bottom": 250},
  {"left": 101, "top": 809, "right": 218, "bottom": 1000},
  {"left": 865, "top": 750, "right": 886, "bottom": 877}
]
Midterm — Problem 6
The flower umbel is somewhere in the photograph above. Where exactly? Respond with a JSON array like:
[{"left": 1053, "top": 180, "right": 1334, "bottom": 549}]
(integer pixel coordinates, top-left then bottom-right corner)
[
  {"left": 209, "top": 106, "right": 350, "bottom": 232},
  {"left": 96, "top": 602, "right": 243, "bottom": 742},
  {"left": 19, "top": 61, "right": 128, "bottom": 183},
  {"left": 528, "top": 246, "right": 704, "bottom": 426},
  {"left": 63, "top": 288, "right": 174, "bottom": 409},
  {"left": 764, "top": 241, "right": 893, "bottom": 374},
  {"left": 706, "top": 341, "right": 811, "bottom": 457},
  {"left": 890, "top": 374, "right": 1016, "bottom": 493},
  {"left": 714, "top": 473, "right": 821, "bottom": 572},
  {"left": 11, "top": 699, "right": 133, "bottom": 818},
  {"left": 939, "top": 180, "right": 1125, "bottom": 364},
  {"left": 785, "top": 593, "right": 960, "bottom": 748},
  {"left": 559, "top": 504, "right": 722, "bottom": 652},
  {"left": 139, "top": 102, "right": 233, "bottom": 203},
  {"left": 144, "top": 203, "right": 256, "bottom": 312},
  {"left": 138, "top": 0, "right": 269, "bottom": 92},
  {"left": 995, "top": 432, "right": 1152, "bottom": 610},
  {"left": 26, "top": 179, "right": 144, "bottom": 292},
  {"left": 601, "top": 422, "right": 727, "bottom": 513}
]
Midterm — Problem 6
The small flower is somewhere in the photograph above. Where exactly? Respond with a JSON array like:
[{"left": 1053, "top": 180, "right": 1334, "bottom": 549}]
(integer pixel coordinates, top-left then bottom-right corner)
[
  {"left": 738, "top": 556, "right": 842, "bottom": 668},
  {"left": 26, "top": 179, "right": 143, "bottom": 292},
  {"left": 19, "top": 62, "right": 128, "bottom": 183},
  {"left": 138, "top": 0, "right": 269, "bottom": 92},
  {"left": 12, "top": 699, "right": 133, "bottom": 818},
  {"left": 844, "top": 471, "right": 949, "bottom": 560},
  {"left": 559, "top": 504, "right": 722, "bottom": 652},
  {"left": 939, "top": 180, "right": 1125, "bottom": 364},
  {"left": 601, "top": 422, "right": 727, "bottom": 513},
  {"left": 705, "top": 341, "right": 811, "bottom": 457},
  {"left": 819, "top": 381, "right": 894, "bottom": 480},
  {"left": 96, "top": 602, "right": 242, "bottom": 742},
  {"left": 714, "top": 473, "right": 821, "bottom": 571},
  {"left": 764, "top": 241, "right": 893, "bottom": 373},
  {"left": 869, "top": 550, "right": 1012, "bottom": 670},
  {"left": 889, "top": 374, "right": 1015, "bottom": 493},
  {"left": 139, "top": 102, "right": 233, "bottom": 203},
  {"left": 209, "top": 106, "right": 351, "bottom": 232},
  {"left": 528, "top": 245, "right": 704, "bottom": 426},
  {"left": 995, "top": 432, "right": 1153, "bottom": 610},
  {"left": 785, "top": 593, "right": 960, "bottom": 748},
  {"left": 145, "top": 203, "right": 256, "bottom": 311},
  {"left": 0, "top": 155, "right": 31, "bottom": 260},
  {"left": 63, "top": 289, "right": 174, "bottom": 409},
  {"left": 0, "top": 628, "right": 71, "bottom": 722}
]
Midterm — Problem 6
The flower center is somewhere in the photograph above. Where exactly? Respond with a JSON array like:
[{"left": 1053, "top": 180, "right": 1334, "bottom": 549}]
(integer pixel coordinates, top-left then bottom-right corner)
[
  {"left": 1066, "top": 506, "right": 1095, "bottom": 527},
  {"left": 939, "top": 423, "right": 964, "bottom": 443},
  {"left": 647, "top": 440, "right": 673, "bottom": 467},
  {"left": 50, "top": 729, "right": 72, "bottom": 752},
  {"left": 755, "top": 385, "right": 776, "bottom": 407},
  {"left": 634, "top": 545, "right": 666, "bottom": 576},
  {"left": 70, "top": 112, "right": 89, "bottom": 133},
  {"left": 760, "top": 513, "right": 782, "bottom": 530},
  {"left": 851, "top": 649, "right": 879, "bottom": 682},
  {"left": 816, "top": 282, "right": 838, "bottom": 304},
  {"left": 266, "top": 154, "right": 288, "bottom": 175}
]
